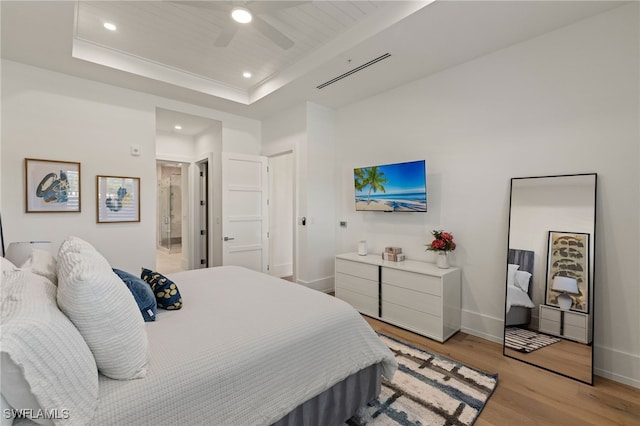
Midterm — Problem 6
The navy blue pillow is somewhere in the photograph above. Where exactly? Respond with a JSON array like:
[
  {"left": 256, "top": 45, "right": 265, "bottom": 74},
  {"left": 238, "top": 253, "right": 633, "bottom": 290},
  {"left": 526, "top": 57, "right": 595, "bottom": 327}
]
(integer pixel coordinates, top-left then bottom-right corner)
[
  {"left": 140, "top": 268, "right": 183, "bottom": 310},
  {"left": 113, "top": 268, "right": 157, "bottom": 322}
]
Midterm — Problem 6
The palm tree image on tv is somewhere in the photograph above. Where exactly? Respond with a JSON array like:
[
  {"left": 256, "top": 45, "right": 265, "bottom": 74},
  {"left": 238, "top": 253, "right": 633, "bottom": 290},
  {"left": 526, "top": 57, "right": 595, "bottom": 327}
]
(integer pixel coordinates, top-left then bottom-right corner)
[{"left": 354, "top": 160, "right": 427, "bottom": 212}]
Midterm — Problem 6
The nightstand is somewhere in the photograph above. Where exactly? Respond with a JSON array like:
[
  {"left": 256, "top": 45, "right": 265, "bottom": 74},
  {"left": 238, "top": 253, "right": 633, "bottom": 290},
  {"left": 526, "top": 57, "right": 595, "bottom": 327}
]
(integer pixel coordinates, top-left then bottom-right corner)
[{"left": 539, "top": 304, "right": 591, "bottom": 344}]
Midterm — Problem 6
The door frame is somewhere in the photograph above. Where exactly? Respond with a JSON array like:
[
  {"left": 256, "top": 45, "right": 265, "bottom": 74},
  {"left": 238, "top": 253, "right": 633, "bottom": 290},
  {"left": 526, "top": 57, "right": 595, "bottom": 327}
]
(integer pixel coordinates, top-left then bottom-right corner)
[
  {"left": 190, "top": 153, "right": 215, "bottom": 269},
  {"left": 156, "top": 155, "right": 191, "bottom": 270}
]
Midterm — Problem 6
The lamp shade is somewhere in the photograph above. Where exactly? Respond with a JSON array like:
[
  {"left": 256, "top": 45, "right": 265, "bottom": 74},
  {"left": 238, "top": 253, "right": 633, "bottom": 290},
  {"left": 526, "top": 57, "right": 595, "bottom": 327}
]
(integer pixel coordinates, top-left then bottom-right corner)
[
  {"left": 552, "top": 275, "right": 579, "bottom": 295},
  {"left": 5, "top": 241, "right": 52, "bottom": 267}
]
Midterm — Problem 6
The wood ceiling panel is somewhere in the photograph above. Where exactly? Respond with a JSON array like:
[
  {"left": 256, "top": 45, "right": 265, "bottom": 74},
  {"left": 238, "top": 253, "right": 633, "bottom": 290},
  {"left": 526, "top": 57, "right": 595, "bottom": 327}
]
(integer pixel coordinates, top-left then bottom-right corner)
[{"left": 75, "top": 0, "right": 387, "bottom": 91}]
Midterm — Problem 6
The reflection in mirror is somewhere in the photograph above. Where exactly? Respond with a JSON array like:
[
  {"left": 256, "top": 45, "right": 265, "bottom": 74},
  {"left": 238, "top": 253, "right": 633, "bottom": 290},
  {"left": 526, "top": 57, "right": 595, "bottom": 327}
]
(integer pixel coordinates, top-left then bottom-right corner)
[{"left": 503, "top": 174, "right": 596, "bottom": 384}]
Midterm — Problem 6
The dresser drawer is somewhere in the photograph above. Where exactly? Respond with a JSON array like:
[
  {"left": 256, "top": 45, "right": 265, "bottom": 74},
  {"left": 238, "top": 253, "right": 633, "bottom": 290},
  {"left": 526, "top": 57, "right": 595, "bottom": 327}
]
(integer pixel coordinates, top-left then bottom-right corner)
[
  {"left": 382, "top": 301, "right": 441, "bottom": 338},
  {"left": 382, "top": 283, "right": 441, "bottom": 316},
  {"left": 382, "top": 268, "right": 441, "bottom": 296},
  {"left": 336, "top": 259, "right": 378, "bottom": 281},
  {"left": 335, "top": 272, "right": 378, "bottom": 298},
  {"left": 564, "top": 311, "right": 587, "bottom": 328},
  {"left": 539, "top": 318, "right": 561, "bottom": 335},
  {"left": 563, "top": 324, "right": 588, "bottom": 342},
  {"left": 336, "top": 287, "right": 378, "bottom": 318},
  {"left": 540, "top": 305, "right": 561, "bottom": 322}
]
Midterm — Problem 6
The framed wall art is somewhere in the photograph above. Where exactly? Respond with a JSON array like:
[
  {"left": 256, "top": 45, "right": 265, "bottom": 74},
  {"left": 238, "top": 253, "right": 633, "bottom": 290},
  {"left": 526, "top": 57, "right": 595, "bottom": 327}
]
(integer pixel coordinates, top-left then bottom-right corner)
[
  {"left": 96, "top": 175, "right": 140, "bottom": 223},
  {"left": 545, "top": 231, "right": 589, "bottom": 313},
  {"left": 25, "top": 158, "right": 81, "bottom": 213}
]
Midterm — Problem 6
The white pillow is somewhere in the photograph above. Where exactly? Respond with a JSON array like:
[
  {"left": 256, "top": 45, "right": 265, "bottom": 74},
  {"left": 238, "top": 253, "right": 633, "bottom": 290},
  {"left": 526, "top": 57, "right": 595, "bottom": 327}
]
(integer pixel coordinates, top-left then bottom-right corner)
[
  {"left": 514, "top": 270, "right": 532, "bottom": 293},
  {"left": 20, "top": 249, "right": 57, "bottom": 285},
  {"left": 56, "top": 236, "right": 149, "bottom": 380},
  {"left": 507, "top": 264, "right": 520, "bottom": 287},
  {"left": 1, "top": 256, "right": 18, "bottom": 273},
  {"left": 0, "top": 269, "right": 98, "bottom": 426}
]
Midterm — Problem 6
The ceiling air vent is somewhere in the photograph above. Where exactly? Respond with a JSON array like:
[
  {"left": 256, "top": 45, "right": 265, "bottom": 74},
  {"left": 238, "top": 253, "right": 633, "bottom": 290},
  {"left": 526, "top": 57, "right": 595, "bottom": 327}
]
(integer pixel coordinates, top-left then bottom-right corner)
[{"left": 316, "top": 53, "right": 392, "bottom": 90}]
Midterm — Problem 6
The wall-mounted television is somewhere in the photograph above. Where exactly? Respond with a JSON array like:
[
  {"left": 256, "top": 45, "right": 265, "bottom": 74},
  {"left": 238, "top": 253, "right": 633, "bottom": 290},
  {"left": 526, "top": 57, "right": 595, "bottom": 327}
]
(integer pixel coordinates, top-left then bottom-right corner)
[{"left": 354, "top": 160, "right": 427, "bottom": 212}]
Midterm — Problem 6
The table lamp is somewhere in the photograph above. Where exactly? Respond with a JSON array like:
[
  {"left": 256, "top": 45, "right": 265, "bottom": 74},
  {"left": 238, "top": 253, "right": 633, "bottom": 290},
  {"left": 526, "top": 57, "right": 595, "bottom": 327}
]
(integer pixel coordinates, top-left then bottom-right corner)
[{"left": 552, "top": 275, "right": 579, "bottom": 310}]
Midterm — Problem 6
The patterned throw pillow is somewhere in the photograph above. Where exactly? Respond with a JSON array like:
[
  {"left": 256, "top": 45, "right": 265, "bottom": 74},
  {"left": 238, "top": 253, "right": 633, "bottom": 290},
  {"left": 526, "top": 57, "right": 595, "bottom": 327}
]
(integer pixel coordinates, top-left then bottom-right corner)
[
  {"left": 113, "top": 268, "right": 157, "bottom": 322},
  {"left": 140, "top": 268, "right": 183, "bottom": 310}
]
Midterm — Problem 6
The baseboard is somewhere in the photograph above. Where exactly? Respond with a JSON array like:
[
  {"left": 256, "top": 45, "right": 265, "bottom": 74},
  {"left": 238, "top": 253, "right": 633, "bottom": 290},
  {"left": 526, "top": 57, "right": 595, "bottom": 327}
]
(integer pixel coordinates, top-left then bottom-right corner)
[
  {"left": 297, "top": 275, "right": 334, "bottom": 293},
  {"left": 594, "top": 345, "right": 640, "bottom": 388},
  {"left": 460, "top": 309, "right": 504, "bottom": 344},
  {"left": 270, "top": 262, "right": 293, "bottom": 278},
  {"left": 460, "top": 309, "right": 640, "bottom": 389}
]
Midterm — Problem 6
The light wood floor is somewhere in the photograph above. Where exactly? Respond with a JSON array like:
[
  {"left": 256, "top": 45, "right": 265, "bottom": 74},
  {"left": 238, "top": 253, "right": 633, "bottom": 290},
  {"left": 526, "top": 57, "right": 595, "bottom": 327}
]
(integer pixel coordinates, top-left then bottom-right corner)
[{"left": 364, "top": 317, "right": 640, "bottom": 425}]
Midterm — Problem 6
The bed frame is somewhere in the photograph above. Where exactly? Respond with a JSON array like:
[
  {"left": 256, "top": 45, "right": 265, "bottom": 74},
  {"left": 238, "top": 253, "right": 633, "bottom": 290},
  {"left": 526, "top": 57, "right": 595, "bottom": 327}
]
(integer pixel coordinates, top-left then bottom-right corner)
[
  {"left": 505, "top": 249, "right": 535, "bottom": 326},
  {"left": 273, "top": 364, "right": 381, "bottom": 425}
]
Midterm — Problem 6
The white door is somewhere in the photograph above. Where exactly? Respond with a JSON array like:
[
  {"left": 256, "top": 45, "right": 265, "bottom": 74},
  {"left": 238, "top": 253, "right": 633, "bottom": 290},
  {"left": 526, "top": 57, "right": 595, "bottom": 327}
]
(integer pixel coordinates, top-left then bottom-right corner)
[{"left": 221, "top": 152, "right": 269, "bottom": 272}]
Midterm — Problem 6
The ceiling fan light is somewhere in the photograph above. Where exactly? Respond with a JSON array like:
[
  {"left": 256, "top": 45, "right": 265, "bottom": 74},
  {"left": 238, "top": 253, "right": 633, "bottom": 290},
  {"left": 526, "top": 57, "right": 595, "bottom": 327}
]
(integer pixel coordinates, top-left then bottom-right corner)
[{"left": 231, "top": 7, "right": 252, "bottom": 24}]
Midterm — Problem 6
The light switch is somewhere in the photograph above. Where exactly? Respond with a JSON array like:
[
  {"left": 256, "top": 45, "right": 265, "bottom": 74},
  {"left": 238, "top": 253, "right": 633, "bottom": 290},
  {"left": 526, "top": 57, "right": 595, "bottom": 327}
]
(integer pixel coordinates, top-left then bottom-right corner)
[{"left": 130, "top": 145, "right": 141, "bottom": 156}]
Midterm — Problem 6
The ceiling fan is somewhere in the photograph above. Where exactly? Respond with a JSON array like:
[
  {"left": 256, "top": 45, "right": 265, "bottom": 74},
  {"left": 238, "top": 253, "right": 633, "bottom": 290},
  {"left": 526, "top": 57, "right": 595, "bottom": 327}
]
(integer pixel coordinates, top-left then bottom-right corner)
[{"left": 175, "top": 1, "right": 308, "bottom": 50}]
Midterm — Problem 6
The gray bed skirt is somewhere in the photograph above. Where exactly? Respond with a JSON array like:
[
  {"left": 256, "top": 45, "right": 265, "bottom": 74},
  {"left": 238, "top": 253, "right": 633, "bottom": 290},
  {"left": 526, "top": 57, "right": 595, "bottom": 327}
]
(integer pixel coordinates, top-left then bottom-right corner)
[{"left": 272, "top": 363, "right": 382, "bottom": 426}]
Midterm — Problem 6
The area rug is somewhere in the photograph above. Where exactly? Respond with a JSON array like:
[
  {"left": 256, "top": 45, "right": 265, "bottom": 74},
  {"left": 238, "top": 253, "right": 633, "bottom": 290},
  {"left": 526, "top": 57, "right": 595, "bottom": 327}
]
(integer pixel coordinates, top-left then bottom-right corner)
[
  {"left": 348, "top": 334, "right": 498, "bottom": 426},
  {"left": 505, "top": 327, "right": 561, "bottom": 353}
]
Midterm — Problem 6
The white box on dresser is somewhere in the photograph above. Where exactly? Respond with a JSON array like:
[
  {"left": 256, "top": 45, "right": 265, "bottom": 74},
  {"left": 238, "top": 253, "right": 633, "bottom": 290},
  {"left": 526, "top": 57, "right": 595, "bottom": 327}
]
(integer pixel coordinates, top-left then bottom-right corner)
[{"left": 335, "top": 253, "right": 461, "bottom": 342}]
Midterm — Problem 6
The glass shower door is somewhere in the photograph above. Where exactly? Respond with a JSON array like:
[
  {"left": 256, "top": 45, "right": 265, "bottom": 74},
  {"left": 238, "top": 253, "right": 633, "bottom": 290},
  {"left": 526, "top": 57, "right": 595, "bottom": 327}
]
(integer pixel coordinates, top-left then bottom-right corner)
[{"left": 158, "top": 170, "right": 182, "bottom": 254}]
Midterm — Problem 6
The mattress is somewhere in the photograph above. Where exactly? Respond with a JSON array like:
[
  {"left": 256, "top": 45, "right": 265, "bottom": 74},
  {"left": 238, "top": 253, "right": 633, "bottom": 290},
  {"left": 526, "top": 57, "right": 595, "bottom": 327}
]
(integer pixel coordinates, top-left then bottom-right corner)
[{"left": 18, "top": 266, "right": 396, "bottom": 425}]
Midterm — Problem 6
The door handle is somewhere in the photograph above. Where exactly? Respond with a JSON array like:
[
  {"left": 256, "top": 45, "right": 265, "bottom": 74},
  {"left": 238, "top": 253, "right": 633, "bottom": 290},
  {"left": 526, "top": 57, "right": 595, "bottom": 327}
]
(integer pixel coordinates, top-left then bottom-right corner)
[{"left": 223, "top": 236, "right": 235, "bottom": 241}]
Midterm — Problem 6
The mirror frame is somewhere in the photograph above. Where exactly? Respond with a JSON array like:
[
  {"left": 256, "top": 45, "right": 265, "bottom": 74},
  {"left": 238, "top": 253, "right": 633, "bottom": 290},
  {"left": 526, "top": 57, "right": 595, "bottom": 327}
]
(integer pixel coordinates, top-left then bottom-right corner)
[{"left": 503, "top": 173, "right": 597, "bottom": 385}]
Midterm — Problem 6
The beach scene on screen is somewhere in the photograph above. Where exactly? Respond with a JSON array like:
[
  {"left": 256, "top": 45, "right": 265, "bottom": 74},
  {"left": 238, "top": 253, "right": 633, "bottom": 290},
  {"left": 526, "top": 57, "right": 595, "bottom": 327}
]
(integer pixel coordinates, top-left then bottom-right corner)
[{"left": 354, "top": 160, "right": 427, "bottom": 212}]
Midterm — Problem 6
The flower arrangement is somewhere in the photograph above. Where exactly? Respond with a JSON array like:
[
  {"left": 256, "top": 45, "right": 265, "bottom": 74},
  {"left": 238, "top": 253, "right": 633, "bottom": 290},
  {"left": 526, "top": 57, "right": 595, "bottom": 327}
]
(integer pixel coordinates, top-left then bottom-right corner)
[{"left": 425, "top": 230, "right": 456, "bottom": 252}]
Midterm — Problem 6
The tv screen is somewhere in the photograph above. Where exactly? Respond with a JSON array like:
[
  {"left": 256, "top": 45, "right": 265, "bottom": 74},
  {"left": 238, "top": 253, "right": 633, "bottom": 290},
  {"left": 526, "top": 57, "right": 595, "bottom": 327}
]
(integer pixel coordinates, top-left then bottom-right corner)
[{"left": 354, "top": 160, "right": 427, "bottom": 212}]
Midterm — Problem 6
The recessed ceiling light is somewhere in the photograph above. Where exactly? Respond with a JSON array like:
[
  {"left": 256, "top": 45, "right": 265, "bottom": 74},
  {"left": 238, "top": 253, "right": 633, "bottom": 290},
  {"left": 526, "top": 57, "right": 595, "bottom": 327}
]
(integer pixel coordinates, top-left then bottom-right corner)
[
  {"left": 243, "top": 71, "right": 252, "bottom": 79},
  {"left": 174, "top": 125, "right": 182, "bottom": 130},
  {"left": 103, "top": 22, "right": 117, "bottom": 31},
  {"left": 231, "top": 7, "right": 252, "bottom": 24}
]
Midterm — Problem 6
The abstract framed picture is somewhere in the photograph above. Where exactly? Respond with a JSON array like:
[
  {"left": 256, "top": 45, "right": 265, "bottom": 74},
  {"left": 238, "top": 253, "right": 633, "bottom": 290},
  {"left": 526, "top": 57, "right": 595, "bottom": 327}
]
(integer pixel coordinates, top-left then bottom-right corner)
[
  {"left": 545, "top": 231, "right": 589, "bottom": 313},
  {"left": 25, "top": 158, "right": 81, "bottom": 213},
  {"left": 96, "top": 175, "right": 140, "bottom": 223}
]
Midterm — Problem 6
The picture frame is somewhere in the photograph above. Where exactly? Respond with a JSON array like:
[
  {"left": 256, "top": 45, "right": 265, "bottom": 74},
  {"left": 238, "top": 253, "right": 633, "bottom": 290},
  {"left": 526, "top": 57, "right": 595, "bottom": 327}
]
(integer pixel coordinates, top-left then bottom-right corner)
[
  {"left": 544, "top": 231, "right": 590, "bottom": 313},
  {"left": 25, "top": 158, "right": 81, "bottom": 213},
  {"left": 96, "top": 175, "right": 140, "bottom": 223}
]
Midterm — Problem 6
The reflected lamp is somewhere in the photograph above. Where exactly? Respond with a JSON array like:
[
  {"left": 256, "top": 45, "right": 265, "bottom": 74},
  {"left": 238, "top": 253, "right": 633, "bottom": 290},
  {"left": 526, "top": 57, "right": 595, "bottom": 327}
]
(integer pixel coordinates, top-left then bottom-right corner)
[{"left": 552, "top": 275, "right": 579, "bottom": 310}]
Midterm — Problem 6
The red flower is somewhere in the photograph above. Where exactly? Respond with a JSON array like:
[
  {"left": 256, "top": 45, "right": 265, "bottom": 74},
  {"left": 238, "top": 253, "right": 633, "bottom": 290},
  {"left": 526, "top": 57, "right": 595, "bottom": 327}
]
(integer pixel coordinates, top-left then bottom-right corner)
[{"left": 425, "top": 230, "right": 456, "bottom": 252}]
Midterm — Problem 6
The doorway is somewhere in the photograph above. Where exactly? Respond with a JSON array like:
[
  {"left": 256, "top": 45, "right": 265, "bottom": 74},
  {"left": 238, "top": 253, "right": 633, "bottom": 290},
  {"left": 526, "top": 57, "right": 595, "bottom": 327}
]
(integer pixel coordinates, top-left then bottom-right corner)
[{"left": 156, "top": 160, "right": 185, "bottom": 273}]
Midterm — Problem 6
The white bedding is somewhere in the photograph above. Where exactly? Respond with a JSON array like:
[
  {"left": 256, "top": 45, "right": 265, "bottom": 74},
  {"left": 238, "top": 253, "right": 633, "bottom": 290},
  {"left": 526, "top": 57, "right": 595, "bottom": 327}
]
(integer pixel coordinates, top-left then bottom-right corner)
[
  {"left": 18, "top": 266, "right": 396, "bottom": 425},
  {"left": 506, "top": 284, "right": 535, "bottom": 312}
]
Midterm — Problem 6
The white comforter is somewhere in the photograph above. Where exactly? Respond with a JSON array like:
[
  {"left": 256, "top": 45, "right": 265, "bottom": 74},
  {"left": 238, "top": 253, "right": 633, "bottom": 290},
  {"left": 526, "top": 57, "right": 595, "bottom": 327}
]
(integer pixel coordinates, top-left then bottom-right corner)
[
  {"left": 85, "top": 266, "right": 395, "bottom": 425},
  {"left": 506, "top": 284, "right": 535, "bottom": 312}
]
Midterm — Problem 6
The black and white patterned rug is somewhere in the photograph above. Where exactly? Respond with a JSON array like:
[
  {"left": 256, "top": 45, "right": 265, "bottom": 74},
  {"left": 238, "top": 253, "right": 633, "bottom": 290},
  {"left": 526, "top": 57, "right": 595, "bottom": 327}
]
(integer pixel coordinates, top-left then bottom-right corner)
[
  {"left": 348, "top": 334, "right": 498, "bottom": 426},
  {"left": 505, "top": 327, "right": 561, "bottom": 353}
]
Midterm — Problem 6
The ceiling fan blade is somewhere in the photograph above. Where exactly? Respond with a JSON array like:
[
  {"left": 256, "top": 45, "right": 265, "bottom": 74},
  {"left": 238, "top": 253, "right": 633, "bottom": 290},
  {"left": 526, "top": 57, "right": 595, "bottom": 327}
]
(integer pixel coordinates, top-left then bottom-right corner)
[
  {"left": 253, "top": 16, "right": 294, "bottom": 50},
  {"left": 248, "top": 1, "right": 309, "bottom": 15},
  {"left": 214, "top": 23, "right": 239, "bottom": 47}
]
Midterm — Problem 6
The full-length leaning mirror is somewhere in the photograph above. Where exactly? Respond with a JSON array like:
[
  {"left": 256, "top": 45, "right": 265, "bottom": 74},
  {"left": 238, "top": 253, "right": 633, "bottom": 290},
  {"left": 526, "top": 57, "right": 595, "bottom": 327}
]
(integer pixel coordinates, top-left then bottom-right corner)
[{"left": 503, "top": 173, "right": 596, "bottom": 384}]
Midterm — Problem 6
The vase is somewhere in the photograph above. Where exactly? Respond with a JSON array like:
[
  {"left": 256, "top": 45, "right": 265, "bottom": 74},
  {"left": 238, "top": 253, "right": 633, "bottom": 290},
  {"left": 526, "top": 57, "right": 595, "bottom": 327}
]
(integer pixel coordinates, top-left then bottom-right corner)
[{"left": 436, "top": 251, "right": 450, "bottom": 269}]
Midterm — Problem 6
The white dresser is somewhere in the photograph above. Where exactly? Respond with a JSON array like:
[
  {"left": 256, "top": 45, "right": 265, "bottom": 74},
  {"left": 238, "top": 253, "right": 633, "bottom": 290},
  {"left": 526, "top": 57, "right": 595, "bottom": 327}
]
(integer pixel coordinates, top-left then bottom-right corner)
[
  {"left": 335, "top": 252, "right": 461, "bottom": 342},
  {"left": 539, "top": 304, "right": 592, "bottom": 344}
]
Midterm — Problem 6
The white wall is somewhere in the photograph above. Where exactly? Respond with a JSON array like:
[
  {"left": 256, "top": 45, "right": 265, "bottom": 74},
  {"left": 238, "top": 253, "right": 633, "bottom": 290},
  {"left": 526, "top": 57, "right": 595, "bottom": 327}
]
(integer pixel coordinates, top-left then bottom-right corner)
[
  {"left": 262, "top": 102, "right": 336, "bottom": 291},
  {"left": 1, "top": 60, "right": 261, "bottom": 273},
  {"left": 268, "top": 152, "right": 293, "bottom": 277},
  {"left": 334, "top": 4, "right": 639, "bottom": 386}
]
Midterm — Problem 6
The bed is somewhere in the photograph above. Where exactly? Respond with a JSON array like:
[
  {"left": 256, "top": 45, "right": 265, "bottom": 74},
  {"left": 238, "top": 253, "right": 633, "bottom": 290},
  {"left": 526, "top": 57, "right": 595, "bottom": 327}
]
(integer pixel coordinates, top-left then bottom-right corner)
[
  {"left": 505, "top": 249, "right": 535, "bottom": 326},
  {"left": 1, "top": 237, "right": 397, "bottom": 426}
]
